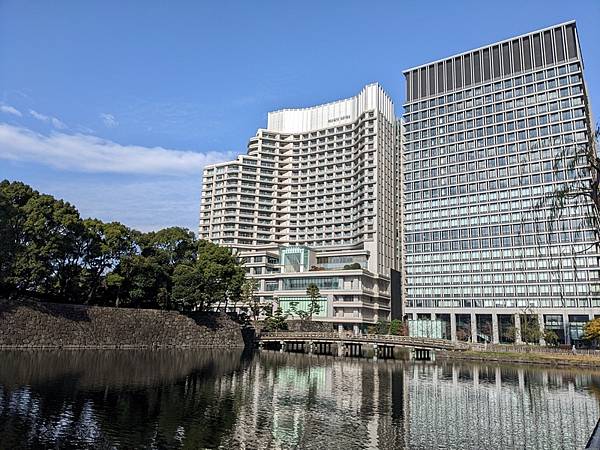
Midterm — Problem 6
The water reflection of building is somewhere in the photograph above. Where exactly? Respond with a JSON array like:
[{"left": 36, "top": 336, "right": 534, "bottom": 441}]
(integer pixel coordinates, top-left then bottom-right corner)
[
  {"left": 227, "top": 352, "right": 410, "bottom": 449},
  {"left": 3, "top": 350, "right": 599, "bottom": 449},
  {"left": 405, "top": 363, "right": 600, "bottom": 448},
  {"left": 226, "top": 353, "right": 600, "bottom": 449}
]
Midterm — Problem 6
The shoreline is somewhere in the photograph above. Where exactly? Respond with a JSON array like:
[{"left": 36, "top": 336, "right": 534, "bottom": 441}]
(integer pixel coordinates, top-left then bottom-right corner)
[
  {"left": 1, "top": 344, "right": 600, "bottom": 369},
  {"left": 0, "top": 344, "right": 245, "bottom": 350},
  {"left": 439, "top": 349, "right": 600, "bottom": 368}
]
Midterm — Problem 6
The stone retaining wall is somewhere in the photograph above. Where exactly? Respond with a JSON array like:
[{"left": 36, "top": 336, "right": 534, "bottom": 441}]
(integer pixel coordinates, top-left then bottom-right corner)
[
  {"left": 255, "top": 320, "right": 335, "bottom": 333},
  {"left": 287, "top": 320, "right": 335, "bottom": 332},
  {"left": 0, "top": 299, "right": 245, "bottom": 349}
]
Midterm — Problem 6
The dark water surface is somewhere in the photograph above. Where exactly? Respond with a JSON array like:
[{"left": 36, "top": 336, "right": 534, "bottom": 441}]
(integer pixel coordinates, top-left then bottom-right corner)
[{"left": 0, "top": 349, "right": 598, "bottom": 449}]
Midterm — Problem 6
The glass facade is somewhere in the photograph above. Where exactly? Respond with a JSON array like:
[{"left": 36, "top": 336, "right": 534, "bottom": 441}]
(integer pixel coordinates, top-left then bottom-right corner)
[
  {"left": 402, "top": 23, "right": 600, "bottom": 312},
  {"left": 281, "top": 247, "right": 310, "bottom": 273},
  {"left": 265, "top": 281, "right": 279, "bottom": 291},
  {"left": 278, "top": 296, "right": 328, "bottom": 317},
  {"left": 282, "top": 277, "right": 340, "bottom": 290},
  {"left": 315, "top": 255, "right": 368, "bottom": 270}
]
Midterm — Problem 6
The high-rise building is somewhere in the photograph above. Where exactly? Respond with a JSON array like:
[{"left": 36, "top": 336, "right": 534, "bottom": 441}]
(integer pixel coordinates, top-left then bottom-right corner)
[
  {"left": 199, "top": 84, "right": 401, "bottom": 331},
  {"left": 402, "top": 21, "right": 599, "bottom": 344}
]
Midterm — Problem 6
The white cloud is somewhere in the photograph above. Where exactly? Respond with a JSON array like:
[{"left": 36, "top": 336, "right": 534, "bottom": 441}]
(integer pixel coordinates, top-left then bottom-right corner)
[
  {"left": 44, "top": 177, "right": 202, "bottom": 232},
  {"left": 100, "top": 112, "right": 118, "bottom": 128},
  {"left": 51, "top": 117, "right": 67, "bottom": 129},
  {"left": 29, "top": 109, "right": 49, "bottom": 121},
  {"left": 0, "top": 123, "right": 233, "bottom": 176},
  {"left": 0, "top": 104, "right": 22, "bottom": 117},
  {"left": 29, "top": 109, "right": 67, "bottom": 129}
]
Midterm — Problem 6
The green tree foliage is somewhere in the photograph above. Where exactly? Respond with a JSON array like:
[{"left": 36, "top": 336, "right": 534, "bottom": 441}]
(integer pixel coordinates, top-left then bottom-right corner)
[
  {"left": 172, "top": 240, "right": 244, "bottom": 312},
  {"left": 288, "top": 301, "right": 309, "bottom": 322},
  {"left": 81, "top": 219, "right": 135, "bottom": 304},
  {"left": 112, "top": 227, "right": 197, "bottom": 309},
  {"left": 543, "top": 329, "right": 560, "bottom": 347},
  {"left": 140, "top": 227, "right": 197, "bottom": 266},
  {"left": 263, "top": 307, "right": 288, "bottom": 331},
  {"left": 506, "top": 313, "right": 543, "bottom": 344},
  {"left": 240, "top": 277, "right": 262, "bottom": 321},
  {"left": 0, "top": 182, "right": 26, "bottom": 289},
  {"left": 389, "top": 319, "right": 403, "bottom": 335},
  {"left": 16, "top": 190, "right": 84, "bottom": 300},
  {"left": 520, "top": 315, "right": 543, "bottom": 344},
  {"left": 305, "top": 283, "right": 321, "bottom": 320},
  {"left": 375, "top": 320, "right": 390, "bottom": 335},
  {"left": 114, "top": 254, "right": 171, "bottom": 308},
  {"left": 0, "top": 180, "right": 245, "bottom": 311}
]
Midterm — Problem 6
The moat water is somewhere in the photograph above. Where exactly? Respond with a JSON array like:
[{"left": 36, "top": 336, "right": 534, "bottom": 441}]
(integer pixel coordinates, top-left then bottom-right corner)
[{"left": 0, "top": 349, "right": 598, "bottom": 449}]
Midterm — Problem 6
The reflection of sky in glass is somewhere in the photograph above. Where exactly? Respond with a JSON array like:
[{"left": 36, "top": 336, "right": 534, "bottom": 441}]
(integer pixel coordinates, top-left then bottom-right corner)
[
  {"left": 0, "top": 350, "right": 599, "bottom": 449},
  {"left": 283, "top": 252, "right": 303, "bottom": 273}
]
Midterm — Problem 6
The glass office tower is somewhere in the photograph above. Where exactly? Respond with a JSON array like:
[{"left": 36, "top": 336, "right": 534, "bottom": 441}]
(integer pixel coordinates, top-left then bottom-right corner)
[{"left": 402, "top": 21, "right": 600, "bottom": 344}]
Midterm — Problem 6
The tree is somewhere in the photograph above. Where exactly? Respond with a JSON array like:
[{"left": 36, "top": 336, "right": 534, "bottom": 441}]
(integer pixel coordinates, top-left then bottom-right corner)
[
  {"left": 114, "top": 254, "right": 170, "bottom": 308},
  {"left": 374, "top": 320, "right": 390, "bottom": 335},
  {"left": 530, "top": 126, "right": 600, "bottom": 306},
  {"left": 506, "top": 311, "right": 543, "bottom": 344},
  {"left": 547, "top": 127, "right": 600, "bottom": 236},
  {"left": 0, "top": 180, "right": 247, "bottom": 314},
  {"left": 389, "top": 319, "right": 403, "bottom": 336},
  {"left": 105, "top": 272, "right": 125, "bottom": 307},
  {"left": 584, "top": 317, "right": 600, "bottom": 344},
  {"left": 81, "top": 219, "right": 135, "bottom": 304},
  {"left": 106, "top": 227, "right": 198, "bottom": 309},
  {"left": 543, "top": 329, "right": 560, "bottom": 347},
  {"left": 172, "top": 240, "right": 244, "bottom": 312},
  {"left": 197, "top": 240, "right": 244, "bottom": 312},
  {"left": 171, "top": 263, "right": 207, "bottom": 312},
  {"left": 456, "top": 326, "right": 471, "bottom": 342},
  {"left": 0, "top": 183, "right": 25, "bottom": 294},
  {"left": 520, "top": 314, "right": 543, "bottom": 344},
  {"left": 139, "top": 227, "right": 197, "bottom": 267},
  {"left": 478, "top": 321, "right": 493, "bottom": 343},
  {"left": 305, "top": 283, "right": 321, "bottom": 320},
  {"left": 289, "top": 301, "right": 309, "bottom": 322},
  {"left": 128, "top": 227, "right": 198, "bottom": 309},
  {"left": 263, "top": 307, "right": 288, "bottom": 331},
  {"left": 240, "top": 277, "right": 262, "bottom": 321},
  {"left": 17, "top": 192, "right": 85, "bottom": 301}
]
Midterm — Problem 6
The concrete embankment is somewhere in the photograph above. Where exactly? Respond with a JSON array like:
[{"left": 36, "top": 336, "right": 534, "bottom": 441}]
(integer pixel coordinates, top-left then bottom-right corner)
[{"left": 0, "top": 299, "right": 247, "bottom": 349}]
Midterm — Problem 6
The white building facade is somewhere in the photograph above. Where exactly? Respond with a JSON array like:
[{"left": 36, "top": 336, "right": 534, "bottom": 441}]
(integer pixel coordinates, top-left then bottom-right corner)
[
  {"left": 402, "top": 22, "right": 600, "bottom": 344},
  {"left": 199, "top": 84, "right": 401, "bottom": 331}
]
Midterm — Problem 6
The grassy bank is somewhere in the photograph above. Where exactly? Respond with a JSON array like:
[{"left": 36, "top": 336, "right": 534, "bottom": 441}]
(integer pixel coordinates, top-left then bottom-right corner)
[{"left": 440, "top": 349, "right": 600, "bottom": 368}]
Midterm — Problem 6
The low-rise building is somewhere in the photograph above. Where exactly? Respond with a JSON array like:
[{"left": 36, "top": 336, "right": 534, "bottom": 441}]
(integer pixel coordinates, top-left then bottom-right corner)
[{"left": 237, "top": 245, "right": 393, "bottom": 333}]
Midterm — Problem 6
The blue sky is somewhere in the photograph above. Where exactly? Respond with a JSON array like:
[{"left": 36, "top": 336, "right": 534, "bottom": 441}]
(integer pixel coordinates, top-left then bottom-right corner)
[{"left": 1, "top": 0, "right": 599, "bottom": 231}]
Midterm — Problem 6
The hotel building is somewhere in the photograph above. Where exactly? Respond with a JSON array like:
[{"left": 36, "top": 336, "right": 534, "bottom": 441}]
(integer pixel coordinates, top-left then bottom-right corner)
[
  {"left": 199, "top": 84, "right": 402, "bottom": 332},
  {"left": 402, "top": 21, "right": 600, "bottom": 344}
]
